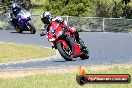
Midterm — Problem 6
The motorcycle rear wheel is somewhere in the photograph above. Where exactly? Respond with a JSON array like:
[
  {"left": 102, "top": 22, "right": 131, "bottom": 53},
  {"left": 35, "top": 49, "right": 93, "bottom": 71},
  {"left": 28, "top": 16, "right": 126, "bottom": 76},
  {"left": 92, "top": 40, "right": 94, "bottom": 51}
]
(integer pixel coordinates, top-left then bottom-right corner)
[
  {"left": 56, "top": 43, "right": 73, "bottom": 61},
  {"left": 80, "top": 45, "right": 89, "bottom": 60},
  {"left": 27, "top": 21, "right": 36, "bottom": 34},
  {"left": 80, "top": 54, "right": 89, "bottom": 60},
  {"left": 15, "top": 26, "right": 23, "bottom": 33}
]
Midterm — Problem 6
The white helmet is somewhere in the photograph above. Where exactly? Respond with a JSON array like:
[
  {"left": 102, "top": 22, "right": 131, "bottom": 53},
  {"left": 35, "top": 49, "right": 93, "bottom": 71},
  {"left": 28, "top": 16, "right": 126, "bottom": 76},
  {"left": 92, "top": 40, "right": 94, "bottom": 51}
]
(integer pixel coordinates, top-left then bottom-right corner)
[{"left": 41, "top": 12, "right": 52, "bottom": 24}]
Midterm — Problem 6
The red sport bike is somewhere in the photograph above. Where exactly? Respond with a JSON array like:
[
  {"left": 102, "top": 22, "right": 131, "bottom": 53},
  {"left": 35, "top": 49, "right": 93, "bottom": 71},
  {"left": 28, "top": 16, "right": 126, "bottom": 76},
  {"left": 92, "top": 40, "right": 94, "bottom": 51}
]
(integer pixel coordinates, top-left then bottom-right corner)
[{"left": 41, "top": 21, "right": 89, "bottom": 61}]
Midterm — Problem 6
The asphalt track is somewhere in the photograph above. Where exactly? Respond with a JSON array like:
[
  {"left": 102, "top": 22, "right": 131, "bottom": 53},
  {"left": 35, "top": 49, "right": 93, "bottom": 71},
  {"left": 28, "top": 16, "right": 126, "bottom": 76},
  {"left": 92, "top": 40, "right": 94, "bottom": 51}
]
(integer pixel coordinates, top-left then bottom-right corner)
[{"left": 0, "top": 30, "right": 132, "bottom": 70}]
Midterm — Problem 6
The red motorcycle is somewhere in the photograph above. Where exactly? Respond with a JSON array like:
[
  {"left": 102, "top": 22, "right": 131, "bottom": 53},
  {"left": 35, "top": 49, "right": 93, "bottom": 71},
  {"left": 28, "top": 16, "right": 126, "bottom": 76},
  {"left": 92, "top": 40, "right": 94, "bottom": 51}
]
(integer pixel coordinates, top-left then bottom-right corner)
[{"left": 42, "top": 21, "right": 89, "bottom": 61}]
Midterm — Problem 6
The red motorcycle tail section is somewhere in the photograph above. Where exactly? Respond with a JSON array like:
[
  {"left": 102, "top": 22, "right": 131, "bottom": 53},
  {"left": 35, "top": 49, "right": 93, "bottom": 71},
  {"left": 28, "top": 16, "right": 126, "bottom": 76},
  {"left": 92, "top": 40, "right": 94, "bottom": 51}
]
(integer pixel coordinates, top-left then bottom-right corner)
[
  {"left": 73, "top": 41, "right": 84, "bottom": 57},
  {"left": 56, "top": 40, "right": 69, "bottom": 50}
]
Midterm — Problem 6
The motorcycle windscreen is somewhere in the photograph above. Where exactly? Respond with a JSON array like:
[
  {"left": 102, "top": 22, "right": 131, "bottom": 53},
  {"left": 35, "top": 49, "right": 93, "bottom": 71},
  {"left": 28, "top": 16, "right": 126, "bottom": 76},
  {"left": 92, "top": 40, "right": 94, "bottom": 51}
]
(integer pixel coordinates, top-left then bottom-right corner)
[{"left": 50, "top": 22, "right": 63, "bottom": 38}]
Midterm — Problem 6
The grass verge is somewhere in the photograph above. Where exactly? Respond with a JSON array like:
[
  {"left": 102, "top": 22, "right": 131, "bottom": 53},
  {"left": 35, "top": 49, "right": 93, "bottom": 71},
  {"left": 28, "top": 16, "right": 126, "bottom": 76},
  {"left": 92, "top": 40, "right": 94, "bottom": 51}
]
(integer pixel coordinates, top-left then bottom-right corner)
[
  {"left": 0, "top": 65, "right": 131, "bottom": 88},
  {"left": 0, "top": 43, "right": 55, "bottom": 63},
  {"left": 30, "top": 0, "right": 47, "bottom": 14}
]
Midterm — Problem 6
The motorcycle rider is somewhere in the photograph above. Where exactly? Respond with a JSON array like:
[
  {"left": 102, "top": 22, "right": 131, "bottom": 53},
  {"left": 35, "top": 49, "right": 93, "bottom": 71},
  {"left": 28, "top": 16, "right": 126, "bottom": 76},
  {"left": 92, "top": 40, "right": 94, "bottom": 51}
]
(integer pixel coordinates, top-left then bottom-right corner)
[
  {"left": 40, "top": 12, "right": 86, "bottom": 48},
  {"left": 9, "top": 2, "right": 22, "bottom": 27}
]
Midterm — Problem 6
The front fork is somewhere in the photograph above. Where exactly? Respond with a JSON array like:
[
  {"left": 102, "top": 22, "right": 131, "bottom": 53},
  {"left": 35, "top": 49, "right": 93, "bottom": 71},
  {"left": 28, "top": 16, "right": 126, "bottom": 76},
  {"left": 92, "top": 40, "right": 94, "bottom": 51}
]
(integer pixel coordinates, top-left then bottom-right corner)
[{"left": 25, "top": 17, "right": 32, "bottom": 29}]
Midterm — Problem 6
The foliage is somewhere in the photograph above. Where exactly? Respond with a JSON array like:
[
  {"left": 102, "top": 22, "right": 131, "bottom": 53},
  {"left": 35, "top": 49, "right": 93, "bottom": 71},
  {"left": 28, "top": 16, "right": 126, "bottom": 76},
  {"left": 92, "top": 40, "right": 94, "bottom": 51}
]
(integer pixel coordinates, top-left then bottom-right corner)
[
  {"left": 111, "top": 1, "right": 124, "bottom": 18},
  {"left": 121, "top": 0, "right": 131, "bottom": 5},
  {"left": 43, "top": 0, "right": 96, "bottom": 16},
  {"left": 0, "top": 0, "right": 32, "bottom": 12},
  {"left": 0, "top": 0, "right": 131, "bottom": 18},
  {"left": 122, "top": 5, "right": 132, "bottom": 19},
  {"left": 41, "top": 0, "right": 132, "bottom": 18},
  {"left": 93, "top": 0, "right": 132, "bottom": 18},
  {"left": 94, "top": 0, "right": 111, "bottom": 17}
]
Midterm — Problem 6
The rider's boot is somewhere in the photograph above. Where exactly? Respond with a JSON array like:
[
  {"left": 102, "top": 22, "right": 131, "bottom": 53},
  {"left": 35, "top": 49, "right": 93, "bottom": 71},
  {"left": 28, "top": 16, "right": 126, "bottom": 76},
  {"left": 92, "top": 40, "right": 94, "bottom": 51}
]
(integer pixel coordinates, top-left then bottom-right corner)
[{"left": 75, "top": 32, "right": 86, "bottom": 49}]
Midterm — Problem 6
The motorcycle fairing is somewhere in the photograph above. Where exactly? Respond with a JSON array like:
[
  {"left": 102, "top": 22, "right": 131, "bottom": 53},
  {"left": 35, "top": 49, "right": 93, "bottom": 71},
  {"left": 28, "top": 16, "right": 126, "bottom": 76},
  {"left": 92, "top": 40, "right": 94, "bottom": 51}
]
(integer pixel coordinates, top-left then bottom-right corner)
[
  {"left": 68, "top": 36, "right": 84, "bottom": 57},
  {"left": 16, "top": 10, "right": 31, "bottom": 30}
]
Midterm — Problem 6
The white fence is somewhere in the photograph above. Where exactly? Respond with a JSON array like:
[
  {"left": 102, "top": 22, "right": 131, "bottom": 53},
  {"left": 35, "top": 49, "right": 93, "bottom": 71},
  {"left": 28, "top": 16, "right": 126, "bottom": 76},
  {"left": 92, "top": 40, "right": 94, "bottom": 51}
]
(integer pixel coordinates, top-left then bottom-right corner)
[
  {"left": 1, "top": 13, "right": 132, "bottom": 32},
  {"left": 31, "top": 14, "right": 132, "bottom": 32}
]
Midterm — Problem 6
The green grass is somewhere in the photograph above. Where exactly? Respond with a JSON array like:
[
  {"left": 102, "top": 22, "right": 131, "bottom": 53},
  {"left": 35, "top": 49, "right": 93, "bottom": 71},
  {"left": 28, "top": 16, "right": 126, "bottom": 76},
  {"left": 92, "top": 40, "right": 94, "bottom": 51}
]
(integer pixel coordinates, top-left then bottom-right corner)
[
  {"left": 30, "top": 0, "right": 47, "bottom": 14},
  {"left": 0, "top": 66, "right": 131, "bottom": 88},
  {"left": 0, "top": 43, "right": 55, "bottom": 63}
]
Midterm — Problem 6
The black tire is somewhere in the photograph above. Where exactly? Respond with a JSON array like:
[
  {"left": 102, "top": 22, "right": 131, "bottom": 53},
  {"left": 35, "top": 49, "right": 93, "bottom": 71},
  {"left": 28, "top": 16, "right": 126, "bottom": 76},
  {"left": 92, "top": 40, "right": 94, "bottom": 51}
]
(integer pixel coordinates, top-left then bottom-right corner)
[
  {"left": 27, "top": 21, "right": 36, "bottom": 34},
  {"left": 80, "top": 54, "right": 89, "bottom": 60},
  {"left": 56, "top": 43, "right": 73, "bottom": 61},
  {"left": 80, "top": 47, "right": 89, "bottom": 60},
  {"left": 15, "top": 26, "right": 23, "bottom": 33}
]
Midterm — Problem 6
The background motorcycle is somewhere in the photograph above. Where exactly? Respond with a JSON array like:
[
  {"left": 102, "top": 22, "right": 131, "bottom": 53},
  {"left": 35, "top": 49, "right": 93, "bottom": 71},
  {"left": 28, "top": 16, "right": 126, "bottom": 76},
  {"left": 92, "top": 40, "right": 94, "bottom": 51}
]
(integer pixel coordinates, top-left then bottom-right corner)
[
  {"left": 9, "top": 9, "right": 36, "bottom": 34},
  {"left": 41, "top": 21, "right": 89, "bottom": 61}
]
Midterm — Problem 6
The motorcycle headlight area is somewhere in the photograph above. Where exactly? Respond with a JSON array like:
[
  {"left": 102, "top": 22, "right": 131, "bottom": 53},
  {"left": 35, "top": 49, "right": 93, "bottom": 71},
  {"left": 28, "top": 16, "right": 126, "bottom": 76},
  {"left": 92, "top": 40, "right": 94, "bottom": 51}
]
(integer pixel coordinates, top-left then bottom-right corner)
[
  {"left": 50, "top": 30, "right": 55, "bottom": 34},
  {"left": 25, "top": 13, "right": 31, "bottom": 18},
  {"left": 48, "top": 38, "right": 56, "bottom": 42},
  {"left": 27, "top": 12, "right": 31, "bottom": 17},
  {"left": 22, "top": 11, "right": 31, "bottom": 18}
]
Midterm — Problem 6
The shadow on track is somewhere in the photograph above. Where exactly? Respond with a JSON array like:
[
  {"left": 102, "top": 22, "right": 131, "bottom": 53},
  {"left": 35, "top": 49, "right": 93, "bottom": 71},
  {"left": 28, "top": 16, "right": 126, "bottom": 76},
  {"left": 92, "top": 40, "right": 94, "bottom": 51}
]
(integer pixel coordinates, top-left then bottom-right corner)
[
  {"left": 53, "top": 59, "right": 76, "bottom": 62},
  {"left": 53, "top": 57, "right": 89, "bottom": 63},
  {"left": 10, "top": 31, "right": 32, "bottom": 34}
]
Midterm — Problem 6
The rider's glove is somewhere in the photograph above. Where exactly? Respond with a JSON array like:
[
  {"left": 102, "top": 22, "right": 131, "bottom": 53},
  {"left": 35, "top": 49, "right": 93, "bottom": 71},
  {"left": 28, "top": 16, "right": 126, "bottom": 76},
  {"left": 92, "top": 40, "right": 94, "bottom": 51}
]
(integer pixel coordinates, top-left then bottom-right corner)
[{"left": 40, "top": 32, "right": 46, "bottom": 36}]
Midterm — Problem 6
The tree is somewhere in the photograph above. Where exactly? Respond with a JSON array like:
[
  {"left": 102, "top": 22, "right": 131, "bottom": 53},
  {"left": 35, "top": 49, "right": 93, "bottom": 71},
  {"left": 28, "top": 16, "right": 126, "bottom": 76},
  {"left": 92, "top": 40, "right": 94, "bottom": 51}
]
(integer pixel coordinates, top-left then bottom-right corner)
[
  {"left": 95, "top": 0, "right": 111, "bottom": 17},
  {"left": 111, "top": 1, "right": 124, "bottom": 18},
  {"left": 44, "top": 0, "right": 95, "bottom": 16},
  {"left": 121, "top": 0, "right": 131, "bottom": 5},
  {"left": 0, "top": 0, "right": 32, "bottom": 12}
]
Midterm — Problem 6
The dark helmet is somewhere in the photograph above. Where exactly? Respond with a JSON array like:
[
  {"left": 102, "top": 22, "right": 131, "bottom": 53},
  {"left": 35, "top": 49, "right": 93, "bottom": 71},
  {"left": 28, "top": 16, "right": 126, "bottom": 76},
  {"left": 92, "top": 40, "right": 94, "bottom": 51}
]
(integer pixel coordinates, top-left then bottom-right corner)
[
  {"left": 11, "top": 2, "right": 21, "bottom": 15},
  {"left": 41, "top": 12, "right": 52, "bottom": 24}
]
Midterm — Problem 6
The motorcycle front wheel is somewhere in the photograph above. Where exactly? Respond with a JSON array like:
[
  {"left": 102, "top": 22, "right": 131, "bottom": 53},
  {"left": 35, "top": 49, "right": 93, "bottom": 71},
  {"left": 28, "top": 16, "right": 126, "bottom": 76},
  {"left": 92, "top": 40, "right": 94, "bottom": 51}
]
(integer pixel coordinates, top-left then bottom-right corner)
[
  {"left": 56, "top": 42, "right": 73, "bottom": 61},
  {"left": 27, "top": 21, "right": 36, "bottom": 34}
]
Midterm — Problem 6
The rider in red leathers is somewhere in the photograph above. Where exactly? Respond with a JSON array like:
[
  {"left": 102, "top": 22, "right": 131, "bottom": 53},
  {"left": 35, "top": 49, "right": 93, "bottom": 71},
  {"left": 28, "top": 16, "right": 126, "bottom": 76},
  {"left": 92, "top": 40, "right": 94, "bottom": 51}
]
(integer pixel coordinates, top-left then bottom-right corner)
[{"left": 40, "top": 12, "right": 85, "bottom": 48}]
